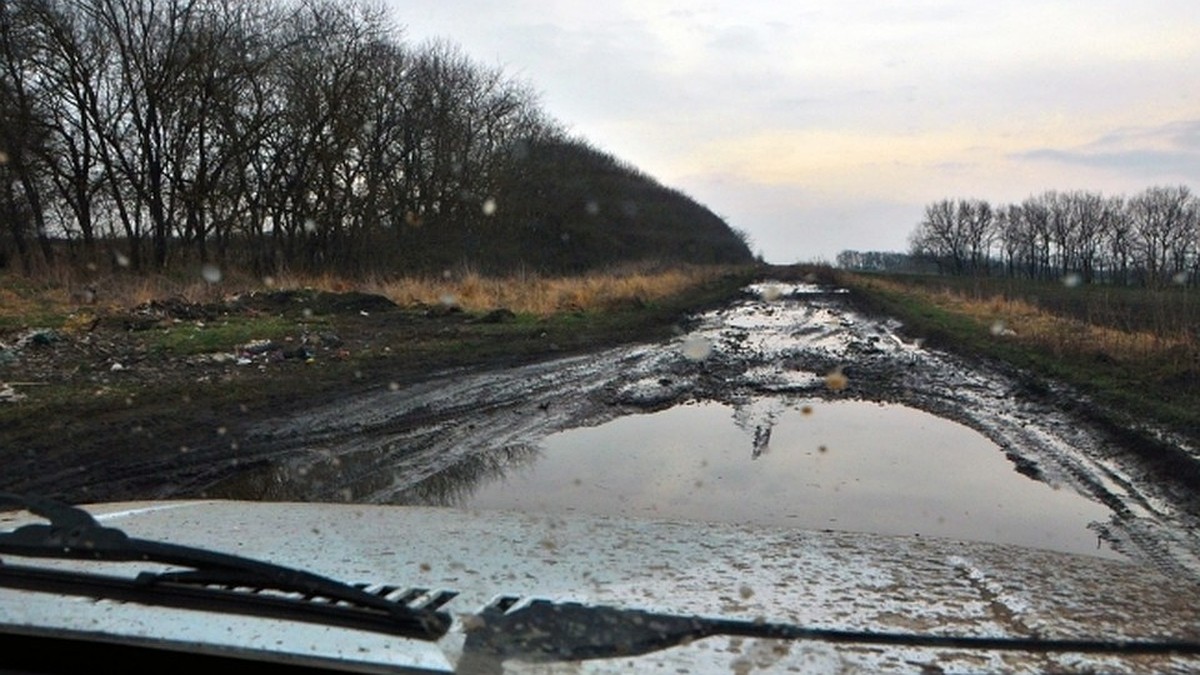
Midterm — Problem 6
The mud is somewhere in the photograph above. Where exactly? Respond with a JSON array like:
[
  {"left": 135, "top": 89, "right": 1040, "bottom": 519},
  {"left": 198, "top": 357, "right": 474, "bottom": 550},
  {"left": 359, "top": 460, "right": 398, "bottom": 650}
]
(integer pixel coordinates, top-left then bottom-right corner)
[
  {"left": 8, "top": 280, "right": 1200, "bottom": 582},
  {"left": 190, "top": 282, "right": 1200, "bottom": 582}
]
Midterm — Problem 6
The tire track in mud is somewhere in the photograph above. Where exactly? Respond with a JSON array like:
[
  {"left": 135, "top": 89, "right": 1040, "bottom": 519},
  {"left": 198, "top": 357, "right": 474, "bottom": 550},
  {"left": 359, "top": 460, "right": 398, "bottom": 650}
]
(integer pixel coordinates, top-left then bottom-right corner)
[{"left": 241, "top": 282, "right": 1200, "bottom": 581}]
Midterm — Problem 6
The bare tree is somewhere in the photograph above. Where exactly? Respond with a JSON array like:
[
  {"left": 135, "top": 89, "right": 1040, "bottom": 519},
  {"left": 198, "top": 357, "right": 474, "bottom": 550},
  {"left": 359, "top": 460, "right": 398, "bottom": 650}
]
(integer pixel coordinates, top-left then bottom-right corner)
[{"left": 1129, "top": 186, "right": 1194, "bottom": 287}]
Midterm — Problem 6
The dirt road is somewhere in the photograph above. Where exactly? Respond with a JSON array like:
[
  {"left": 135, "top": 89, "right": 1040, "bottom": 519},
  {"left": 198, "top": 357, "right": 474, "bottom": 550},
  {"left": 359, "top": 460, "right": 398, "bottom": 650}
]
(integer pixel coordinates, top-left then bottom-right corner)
[
  {"left": 190, "top": 282, "right": 1200, "bottom": 582},
  {"left": 6, "top": 279, "right": 1200, "bottom": 581}
]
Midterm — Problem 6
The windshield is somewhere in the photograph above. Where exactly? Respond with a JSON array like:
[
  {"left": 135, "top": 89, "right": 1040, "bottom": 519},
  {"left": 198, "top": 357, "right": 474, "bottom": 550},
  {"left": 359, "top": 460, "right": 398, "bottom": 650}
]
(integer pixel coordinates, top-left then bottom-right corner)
[{"left": 2, "top": 1, "right": 1199, "bottom": 673}]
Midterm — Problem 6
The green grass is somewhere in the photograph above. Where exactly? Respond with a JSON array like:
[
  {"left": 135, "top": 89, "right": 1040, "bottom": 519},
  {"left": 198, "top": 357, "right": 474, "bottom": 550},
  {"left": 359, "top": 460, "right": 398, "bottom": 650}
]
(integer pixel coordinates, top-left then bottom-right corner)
[{"left": 147, "top": 316, "right": 317, "bottom": 356}]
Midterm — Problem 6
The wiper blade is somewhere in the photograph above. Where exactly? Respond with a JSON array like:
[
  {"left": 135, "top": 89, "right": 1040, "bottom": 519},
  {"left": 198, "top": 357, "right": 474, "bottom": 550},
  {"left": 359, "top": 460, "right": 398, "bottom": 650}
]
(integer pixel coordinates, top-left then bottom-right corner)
[
  {"left": 0, "top": 493, "right": 451, "bottom": 641},
  {"left": 462, "top": 597, "right": 1200, "bottom": 665}
]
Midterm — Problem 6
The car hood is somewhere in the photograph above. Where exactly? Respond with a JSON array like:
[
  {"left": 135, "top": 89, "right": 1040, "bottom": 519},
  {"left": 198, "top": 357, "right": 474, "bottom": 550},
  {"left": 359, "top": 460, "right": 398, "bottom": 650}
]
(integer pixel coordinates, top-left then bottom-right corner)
[{"left": 2, "top": 499, "right": 1199, "bottom": 673}]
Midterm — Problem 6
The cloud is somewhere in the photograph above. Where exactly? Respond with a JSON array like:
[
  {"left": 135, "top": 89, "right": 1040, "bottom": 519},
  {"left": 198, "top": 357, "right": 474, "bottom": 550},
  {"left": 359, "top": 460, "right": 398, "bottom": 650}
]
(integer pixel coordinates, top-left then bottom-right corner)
[{"left": 1015, "top": 119, "right": 1200, "bottom": 180}]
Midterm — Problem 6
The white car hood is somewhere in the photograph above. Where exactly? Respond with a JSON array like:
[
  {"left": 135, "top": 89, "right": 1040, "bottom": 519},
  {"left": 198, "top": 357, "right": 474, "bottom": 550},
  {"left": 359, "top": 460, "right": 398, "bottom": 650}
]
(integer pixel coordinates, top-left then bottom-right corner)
[{"left": 2, "top": 500, "right": 1198, "bottom": 673}]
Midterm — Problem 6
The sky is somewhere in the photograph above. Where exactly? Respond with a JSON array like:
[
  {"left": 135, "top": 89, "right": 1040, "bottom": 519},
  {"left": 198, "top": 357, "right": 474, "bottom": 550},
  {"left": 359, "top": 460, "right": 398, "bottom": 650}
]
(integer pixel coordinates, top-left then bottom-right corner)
[{"left": 384, "top": 1, "right": 1200, "bottom": 263}]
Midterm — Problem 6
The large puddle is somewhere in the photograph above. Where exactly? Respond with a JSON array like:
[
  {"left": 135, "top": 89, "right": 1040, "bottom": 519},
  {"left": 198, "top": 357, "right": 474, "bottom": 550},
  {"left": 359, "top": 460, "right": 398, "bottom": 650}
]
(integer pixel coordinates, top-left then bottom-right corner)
[{"left": 449, "top": 399, "right": 1121, "bottom": 559}]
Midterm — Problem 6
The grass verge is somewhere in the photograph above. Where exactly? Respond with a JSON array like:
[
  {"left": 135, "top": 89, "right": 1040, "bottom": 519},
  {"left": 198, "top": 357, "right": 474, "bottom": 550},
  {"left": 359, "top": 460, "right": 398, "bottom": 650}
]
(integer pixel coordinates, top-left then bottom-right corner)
[{"left": 838, "top": 271, "right": 1200, "bottom": 446}]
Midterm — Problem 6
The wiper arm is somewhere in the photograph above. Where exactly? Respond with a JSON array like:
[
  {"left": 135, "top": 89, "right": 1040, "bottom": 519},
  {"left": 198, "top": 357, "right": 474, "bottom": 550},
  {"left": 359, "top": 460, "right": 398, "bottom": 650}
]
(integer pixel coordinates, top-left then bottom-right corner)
[
  {"left": 0, "top": 493, "right": 451, "bottom": 641},
  {"left": 462, "top": 597, "right": 1200, "bottom": 666}
]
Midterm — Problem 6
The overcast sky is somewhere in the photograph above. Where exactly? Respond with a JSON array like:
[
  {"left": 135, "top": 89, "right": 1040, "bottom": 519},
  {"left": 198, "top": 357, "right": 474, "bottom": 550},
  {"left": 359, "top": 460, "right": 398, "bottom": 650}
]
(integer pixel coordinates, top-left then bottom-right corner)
[{"left": 385, "top": 1, "right": 1199, "bottom": 263}]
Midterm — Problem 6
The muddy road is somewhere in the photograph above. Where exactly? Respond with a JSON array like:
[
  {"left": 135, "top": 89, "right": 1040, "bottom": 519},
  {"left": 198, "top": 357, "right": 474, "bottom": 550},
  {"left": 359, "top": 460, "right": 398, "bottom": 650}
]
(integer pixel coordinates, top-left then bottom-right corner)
[
  {"left": 157, "top": 281, "right": 1200, "bottom": 582},
  {"left": 12, "top": 280, "right": 1200, "bottom": 581}
]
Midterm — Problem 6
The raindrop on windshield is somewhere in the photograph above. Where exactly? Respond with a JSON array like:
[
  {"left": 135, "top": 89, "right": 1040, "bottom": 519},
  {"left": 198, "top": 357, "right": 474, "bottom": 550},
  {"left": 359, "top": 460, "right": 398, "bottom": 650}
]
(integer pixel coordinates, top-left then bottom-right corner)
[
  {"left": 0, "top": 150, "right": 8, "bottom": 164},
  {"left": 585, "top": 200, "right": 600, "bottom": 216},
  {"left": 114, "top": 251, "right": 130, "bottom": 268},
  {"left": 1173, "top": 271, "right": 1189, "bottom": 285},
  {"left": 201, "top": 263, "right": 222, "bottom": 284},
  {"left": 759, "top": 284, "right": 783, "bottom": 302},
  {"left": 680, "top": 335, "right": 713, "bottom": 361},
  {"left": 481, "top": 197, "right": 497, "bottom": 216},
  {"left": 1062, "top": 273, "right": 1082, "bottom": 288},
  {"left": 303, "top": 218, "right": 317, "bottom": 233},
  {"left": 824, "top": 367, "right": 848, "bottom": 391},
  {"left": 990, "top": 320, "right": 1013, "bottom": 336}
]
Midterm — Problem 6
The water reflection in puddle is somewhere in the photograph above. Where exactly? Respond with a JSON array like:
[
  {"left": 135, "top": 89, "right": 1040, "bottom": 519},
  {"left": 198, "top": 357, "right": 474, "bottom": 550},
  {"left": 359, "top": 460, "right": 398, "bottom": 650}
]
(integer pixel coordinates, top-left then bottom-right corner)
[{"left": 458, "top": 400, "right": 1121, "bottom": 559}]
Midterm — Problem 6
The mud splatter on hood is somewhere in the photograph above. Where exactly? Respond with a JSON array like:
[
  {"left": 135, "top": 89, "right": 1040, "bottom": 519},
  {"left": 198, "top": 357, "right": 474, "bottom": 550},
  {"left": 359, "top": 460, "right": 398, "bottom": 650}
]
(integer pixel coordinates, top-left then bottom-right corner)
[{"left": 2, "top": 500, "right": 1198, "bottom": 673}]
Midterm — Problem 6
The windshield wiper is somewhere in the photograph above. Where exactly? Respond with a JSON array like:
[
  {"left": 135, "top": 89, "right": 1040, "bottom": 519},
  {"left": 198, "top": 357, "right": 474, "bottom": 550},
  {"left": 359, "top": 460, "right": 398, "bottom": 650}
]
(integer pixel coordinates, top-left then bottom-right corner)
[
  {"left": 0, "top": 493, "right": 451, "bottom": 641},
  {"left": 461, "top": 596, "right": 1200, "bottom": 667}
]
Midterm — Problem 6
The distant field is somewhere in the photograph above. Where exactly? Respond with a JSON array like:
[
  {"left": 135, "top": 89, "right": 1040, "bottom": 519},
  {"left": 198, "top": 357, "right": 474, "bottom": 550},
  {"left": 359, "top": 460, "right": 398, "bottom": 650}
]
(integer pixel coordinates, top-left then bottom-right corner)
[{"left": 838, "top": 271, "right": 1200, "bottom": 446}]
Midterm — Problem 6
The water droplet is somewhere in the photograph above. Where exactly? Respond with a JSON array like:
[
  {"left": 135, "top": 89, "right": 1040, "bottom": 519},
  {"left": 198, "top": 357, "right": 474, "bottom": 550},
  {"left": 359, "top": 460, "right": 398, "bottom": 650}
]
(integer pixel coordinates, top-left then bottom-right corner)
[
  {"left": 303, "top": 218, "right": 317, "bottom": 233},
  {"left": 114, "top": 252, "right": 130, "bottom": 268},
  {"left": 1172, "top": 271, "right": 1189, "bottom": 285},
  {"left": 759, "top": 285, "right": 783, "bottom": 302},
  {"left": 585, "top": 200, "right": 600, "bottom": 216},
  {"left": 0, "top": 150, "right": 8, "bottom": 164},
  {"left": 681, "top": 336, "right": 713, "bottom": 361},
  {"left": 439, "top": 293, "right": 458, "bottom": 307},
  {"left": 800, "top": 405, "right": 813, "bottom": 415},
  {"left": 216, "top": 426, "right": 227, "bottom": 436},
  {"left": 824, "top": 367, "right": 848, "bottom": 391},
  {"left": 263, "top": 275, "right": 275, "bottom": 287},
  {"left": 388, "top": 381, "right": 400, "bottom": 391},
  {"left": 1062, "top": 273, "right": 1082, "bottom": 288},
  {"left": 302, "top": 308, "right": 313, "bottom": 318},
  {"left": 201, "top": 263, "right": 222, "bottom": 284},
  {"left": 990, "top": 320, "right": 1013, "bottom": 336},
  {"left": 738, "top": 584, "right": 754, "bottom": 599},
  {"left": 481, "top": 197, "right": 497, "bottom": 216}
]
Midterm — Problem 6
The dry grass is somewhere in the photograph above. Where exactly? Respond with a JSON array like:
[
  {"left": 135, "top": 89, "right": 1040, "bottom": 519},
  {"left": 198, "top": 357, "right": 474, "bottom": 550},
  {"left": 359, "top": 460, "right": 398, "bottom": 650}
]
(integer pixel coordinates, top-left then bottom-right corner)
[
  {"left": 1, "top": 263, "right": 728, "bottom": 326},
  {"left": 359, "top": 266, "right": 721, "bottom": 315},
  {"left": 864, "top": 276, "right": 1195, "bottom": 364}
]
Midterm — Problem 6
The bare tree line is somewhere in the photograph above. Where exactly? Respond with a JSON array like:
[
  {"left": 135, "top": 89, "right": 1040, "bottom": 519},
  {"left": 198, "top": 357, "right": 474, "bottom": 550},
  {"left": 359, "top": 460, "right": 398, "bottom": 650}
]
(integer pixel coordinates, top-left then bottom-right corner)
[
  {"left": 908, "top": 186, "right": 1200, "bottom": 287},
  {"left": 0, "top": 0, "right": 563, "bottom": 275}
]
